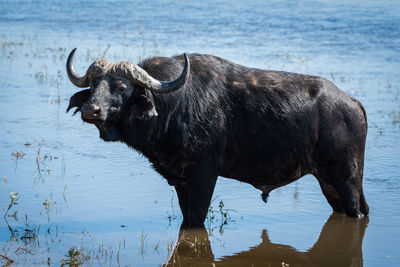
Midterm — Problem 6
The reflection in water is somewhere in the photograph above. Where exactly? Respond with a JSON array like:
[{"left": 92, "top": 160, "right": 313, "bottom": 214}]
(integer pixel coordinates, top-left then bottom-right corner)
[{"left": 164, "top": 213, "right": 368, "bottom": 267}]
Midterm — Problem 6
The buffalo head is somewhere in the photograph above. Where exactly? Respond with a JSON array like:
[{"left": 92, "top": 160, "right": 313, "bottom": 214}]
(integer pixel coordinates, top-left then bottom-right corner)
[{"left": 66, "top": 48, "right": 190, "bottom": 141}]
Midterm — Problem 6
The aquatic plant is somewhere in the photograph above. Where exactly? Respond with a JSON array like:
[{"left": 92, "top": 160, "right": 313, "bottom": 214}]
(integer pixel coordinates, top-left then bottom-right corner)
[
  {"left": 140, "top": 230, "right": 148, "bottom": 257},
  {"left": 0, "top": 253, "right": 14, "bottom": 266},
  {"left": 3, "top": 177, "right": 19, "bottom": 220},
  {"left": 206, "top": 197, "right": 235, "bottom": 235},
  {"left": 61, "top": 247, "right": 85, "bottom": 266},
  {"left": 167, "top": 189, "right": 178, "bottom": 224}
]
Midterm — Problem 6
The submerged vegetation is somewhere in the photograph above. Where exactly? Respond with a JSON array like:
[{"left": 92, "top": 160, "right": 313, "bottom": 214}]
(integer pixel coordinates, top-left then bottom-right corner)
[
  {"left": 61, "top": 247, "right": 85, "bottom": 266},
  {"left": 1, "top": 139, "right": 238, "bottom": 265},
  {"left": 206, "top": 198, "right": 235, "bottom": 235}
]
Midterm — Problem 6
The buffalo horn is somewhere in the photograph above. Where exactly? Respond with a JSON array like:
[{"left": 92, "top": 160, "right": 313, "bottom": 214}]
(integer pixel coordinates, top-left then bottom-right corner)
[
  {"left": 111, "top": 53, "right": 190, "bottom": 94},
  {"left": 66, "top": 48, "right": 92, "bottom": 88}
]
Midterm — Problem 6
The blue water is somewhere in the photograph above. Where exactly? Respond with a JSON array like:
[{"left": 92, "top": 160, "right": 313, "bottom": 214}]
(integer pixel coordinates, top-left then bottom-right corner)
[{"left": 0, "top": 0, "right": 399, "bottom": 266}]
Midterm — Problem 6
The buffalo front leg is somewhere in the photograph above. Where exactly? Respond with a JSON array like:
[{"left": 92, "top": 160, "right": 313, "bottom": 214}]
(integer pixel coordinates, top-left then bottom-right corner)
[{"left": 174, "top": 168, "right": 218, "bottom": 227}]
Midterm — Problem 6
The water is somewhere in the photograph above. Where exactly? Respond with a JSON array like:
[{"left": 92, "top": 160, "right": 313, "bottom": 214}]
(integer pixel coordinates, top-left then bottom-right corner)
[{"left": 0, "top": 0, "right": 399, "bottom": 266}]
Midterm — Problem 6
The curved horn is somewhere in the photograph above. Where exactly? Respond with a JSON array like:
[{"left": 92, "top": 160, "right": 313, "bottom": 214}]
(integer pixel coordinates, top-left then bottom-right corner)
[
  {"left": 66, "top": 48, "right": 90, "bottom": 88},
  {"left": 111, "top": 53, "right": 190, "bottom": 94},
  {"left": 156, "top": 53, "right": 190, "bottom": 94}
]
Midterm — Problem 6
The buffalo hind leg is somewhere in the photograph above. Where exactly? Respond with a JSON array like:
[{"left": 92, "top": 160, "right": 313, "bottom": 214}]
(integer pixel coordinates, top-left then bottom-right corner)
[
  {"left": 315, "top": 159, "right": 369, "bottom": 218},
  {"left": 174, "top": 166, "right": 218, "bottom": 228}
]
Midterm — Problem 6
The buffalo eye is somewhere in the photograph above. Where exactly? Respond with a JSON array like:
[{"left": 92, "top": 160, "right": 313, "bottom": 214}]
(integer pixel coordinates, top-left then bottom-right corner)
[{"left": 111, "top": 80, "right": 128, "bottom": 92}]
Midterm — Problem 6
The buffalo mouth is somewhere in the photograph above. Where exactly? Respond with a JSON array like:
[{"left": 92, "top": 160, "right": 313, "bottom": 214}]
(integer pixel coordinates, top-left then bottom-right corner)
[
  {"left": 83, "top": 118, "right": 120, "bottom": 141},
  {"left": 82, "top": 117, "right": 103, "bottom": 124},
  {"left": 81, "top": 116, "right": 106, "bottom": 129},
  {"left": 69, "top": 107, "right": 120, "bottom": 141},
  {"left": 87, "top": 119, "right": 107, "bottom": 131}
]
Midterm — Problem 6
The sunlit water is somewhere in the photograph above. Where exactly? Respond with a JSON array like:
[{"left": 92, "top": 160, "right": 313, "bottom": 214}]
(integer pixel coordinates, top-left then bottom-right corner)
[{"left": 0, "top": 0, "right": 399, "bottom": 266}]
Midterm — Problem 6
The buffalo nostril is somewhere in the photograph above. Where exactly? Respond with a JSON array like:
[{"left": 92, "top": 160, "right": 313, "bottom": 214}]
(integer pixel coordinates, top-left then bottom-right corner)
[
  {"left": 90, "top": 104, "right": 101, "bottom": 117},
  {"left": 82, "top": 104, "right": 101, "bottom": 120},
  {"left": 93, "top": 108, "right": 101, "bottom": 117}
]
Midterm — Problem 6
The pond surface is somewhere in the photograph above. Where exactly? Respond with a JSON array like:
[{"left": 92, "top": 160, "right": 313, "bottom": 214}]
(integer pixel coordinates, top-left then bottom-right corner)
[{"left": 0, "top": 0, "right": 399, "bottom": 266}]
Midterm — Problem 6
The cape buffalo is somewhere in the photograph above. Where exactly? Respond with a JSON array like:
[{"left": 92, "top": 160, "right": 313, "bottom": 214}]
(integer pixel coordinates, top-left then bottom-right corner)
[{"left": 66, "top": 48, "right": 369, "bottom": 227}]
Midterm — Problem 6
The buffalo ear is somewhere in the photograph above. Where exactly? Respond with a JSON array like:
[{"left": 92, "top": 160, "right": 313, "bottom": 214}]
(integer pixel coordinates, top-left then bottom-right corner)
[
  {"left": 130, "top": 94, "right": 158, "bottom": 120},
  {"left": 66, "top": 89, "right": 91, "bottom": 115}
]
